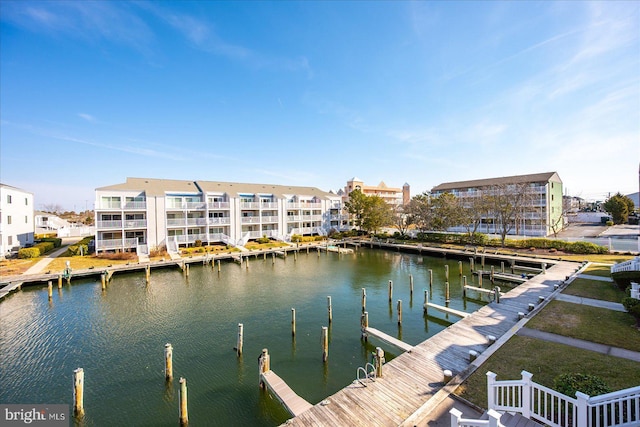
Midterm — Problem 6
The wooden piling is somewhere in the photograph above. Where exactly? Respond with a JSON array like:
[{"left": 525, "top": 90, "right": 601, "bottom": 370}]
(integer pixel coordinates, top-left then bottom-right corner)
[
  {"left": 58, "top": 275, "right": 63, "bottom": 288},
  {"left": 444, "top": 265, "right": 449, "bottom": 282},
  {"left": 164, "top": 343, "right": 173, "bottom": 380},
  {"left": 327, "top": 296, "right": 333, "bottom": 324},
  {"left": 73, "top": 368, "right": 84, "bottom": 418},
  {"left": 259, "top": 348, "right": 270, "bottom": 387},
  {"left": 361, "top": 288, "right": 366, "bottom": 312},
  {"left": 361, "top": 311, "right": 369, "bottom": 340},
  {"left": 481, "top": 255, "right": 485, "bottom": 270},
  {"left": 321, "top": 326, "right": 329, "bottom": 362},
  {"left": 374, "top": 347, "right": 384, "bottom": 378},
  {"left": 428, "top": 269, "right": 433, "bottom": 290},
  {"left": 469, "top": 257, "right": 474, "bottom": 273},
  {"left": 501, "top": 261, "right": 505, "bottom": 273},
  {"left": 48, "top": 281, "right": 53, "bottom": 300},
  {"left": 490, "top": 266, "right": 495, "bottom": 283},
  {"left": 423, "top": 290, "right": 429, "bottom": 314},
  {"left": 101, "top": 273, "right": 106, "bottom": 290},
  {"left": 218, "top": 259, "right": 221, "bottom": 272},
  {"left": 494, "top": 287, "right": 501, "bottom": 303},
  {"left": 458, "top": 261, "right": 463, "bottom": 276},
  {"left": 272, "top": 253, "right": 276, "bottom": 265},
  {"left": 388, "top": 280, "right": 393, "bottom": 302},
  {"left": 478, "top": 272, "right": 483, "bottom": 287},
  {"left": 445, "top": 282, "right": 450, "bottom": 303},
  {"left": 443, "top": 369, "right": 453, "bottom": 383},
  {"left": 145, "top": 265, "right": 150, "bottom": 283},
  {"left": 291, "top": 308, "right": 296, "bottom": 336},
  {"left": 409, "top": 274, "right": 414, "bottom": 296},
  {"left": 179, "top": 377, "right": 188, "bottom": 425},
  {"left": 397, "top": 300, "right": 402, "bottom": 325},
  {"left": 185, "top": 264, "right": 190, "bottom": 277},
  {"left": 237, "top": 323, "right": 244, "bottom": 356}
]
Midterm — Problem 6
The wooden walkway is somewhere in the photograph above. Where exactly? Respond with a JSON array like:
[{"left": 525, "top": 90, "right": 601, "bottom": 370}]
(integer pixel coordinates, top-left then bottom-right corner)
[
  {"left": 261, "top": 370, "right": 314, "bottom": 416},
  {"left": 283, "top": 261, "right": 580, "bottom": 426},
  {"left": 365, "top": 327, "right": 414, "bottom": 353}
]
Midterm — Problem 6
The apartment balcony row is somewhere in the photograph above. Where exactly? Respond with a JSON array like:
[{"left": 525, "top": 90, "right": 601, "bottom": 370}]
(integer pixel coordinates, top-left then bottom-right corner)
[
  {"left": 96, "top": 220, "right": 148, "bottom": 229},
  {"left": 96, "top": 237, "right": 141, "bottom": 250},
  {"left": 286, "top": 202, "right": 322, "bottom": 209},
  {"left": 287, "top": 215, "right": 323, "bottom": 222},
  {"left": 169, "top": 233, "right": 229, "bottom": 244},
  {"left": 244, "top": 230, "right": 280, "bottom": 239},
  {"left": 97, "top": 201, "right": 147, "bottom": 210},
  {"left": 241, "top": 216, "right": 279, "bottom": 224},
  {"left": 239, "top": 202, "right": 278, "bottom": 209}
]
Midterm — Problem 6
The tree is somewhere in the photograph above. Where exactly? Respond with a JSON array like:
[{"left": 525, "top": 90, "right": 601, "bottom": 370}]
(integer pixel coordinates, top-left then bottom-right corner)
[
  {"left": 430, "top": 192, "right": 463, "bottom": 231},
  {"left": 391, "top": 204, "right": 412, "bottom": 237},
  {"left": 486, "top": 183, "right": 533, "bottom": 246},
  {"left": 603, "top": 193, "right": 635, "bottom": 224},
  {"left": 405, "top": 192, "right": 433, "bottom": 234},
  {"left": 42, "top": 203, "right": 63, "bottom": 214},
  {"left": 549, "top": 196, "right": 572, "bottom": 238},
  {"left": 362, "top": 196, "right": 393, "bottom": 234},
  {"left": 344, "top": 189, "right": 369, "bottom": 231},
  {"left": 459, "top": 192, "right": 491, "bottom": 238}
]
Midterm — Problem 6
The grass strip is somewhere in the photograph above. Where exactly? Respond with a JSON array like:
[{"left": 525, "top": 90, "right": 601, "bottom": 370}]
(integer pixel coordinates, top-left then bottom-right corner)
[
  {"left": 527, "top": 300, "right": 640, "bottom": 351},
  {"left": 563, "top": 277, "right": 626, "bottom": 303}
]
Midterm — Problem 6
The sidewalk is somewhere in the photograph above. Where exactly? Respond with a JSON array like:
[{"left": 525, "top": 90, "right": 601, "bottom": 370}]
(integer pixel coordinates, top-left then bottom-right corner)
[
  {"left": 555, "top": 293, "right": 625, "bottom": 312},
  {"left": 21, "top": 237, "right": 82, "bottom": 275}
]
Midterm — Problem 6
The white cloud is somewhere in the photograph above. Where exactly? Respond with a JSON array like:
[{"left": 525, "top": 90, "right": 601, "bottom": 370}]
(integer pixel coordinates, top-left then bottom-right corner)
[{"left": 77, "top": 113, "right": 96, "bottom": 123}]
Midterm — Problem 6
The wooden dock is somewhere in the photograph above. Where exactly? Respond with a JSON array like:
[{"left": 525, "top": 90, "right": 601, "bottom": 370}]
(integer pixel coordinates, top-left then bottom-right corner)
[
  {"left": 282, "top": 260, "right": 580, "bottom": 427},
  {"left": 364, "top": 327, "right": 413, "bottom": 353},
  {"left": 423, "top": 302, "right": 470, "bottom": 319},
  {"left": 261, "top": 370, "right": 313, "bottom": 416}
]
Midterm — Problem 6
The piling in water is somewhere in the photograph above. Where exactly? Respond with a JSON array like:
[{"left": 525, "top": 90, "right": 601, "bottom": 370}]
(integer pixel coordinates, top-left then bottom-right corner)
[
  {"left": 164, "top": 343, "right": 173, "bottom": 380},
  {"left": 73, "top": 368, "right": 84, "bottom": 418},
  {"left": 179, "top": 377, "right": 188, "bottom": 425},
  {"left": 321, "top": 326, "right": 329, "bottom": 362},
  {"left": 327, "top": 296, "right": 332, "bottom": 324},
  {"left": 291, "top": 308, "right": 296, "bottom": 336},
  {"left": 236, "top": 324, "right": 243, "bottom": 356}
]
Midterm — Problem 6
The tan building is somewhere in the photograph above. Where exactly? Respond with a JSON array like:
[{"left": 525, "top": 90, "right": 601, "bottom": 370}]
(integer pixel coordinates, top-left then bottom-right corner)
[{"left": 341, "top": 177, "right": 410, "bottom": 207}]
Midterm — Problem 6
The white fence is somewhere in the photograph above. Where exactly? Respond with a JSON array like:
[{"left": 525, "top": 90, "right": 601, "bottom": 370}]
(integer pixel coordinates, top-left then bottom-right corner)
[
  {"left": 611, "top": 257, "right": 640, "bottom": 274},
  {"left": 480, "top": 371, "right": 640, "bottom": 427}
]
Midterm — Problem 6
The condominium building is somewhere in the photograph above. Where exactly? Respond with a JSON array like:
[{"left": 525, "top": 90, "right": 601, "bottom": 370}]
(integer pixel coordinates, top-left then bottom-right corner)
[
  {"left": 431, "top": 172, "right": 563, "bottom": 237},
  {"left": 94, "top": 178, "right": 347, "bottom": 253},
  {"left": 340, "top": 177, "right": 410, "bottom": 206},
  {"left": 0, "top": 183, "right": 35, "bottom": 256}
]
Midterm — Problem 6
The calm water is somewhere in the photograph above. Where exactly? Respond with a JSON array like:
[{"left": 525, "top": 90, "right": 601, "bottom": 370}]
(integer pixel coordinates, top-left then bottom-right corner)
[{"left": 0, "top": 249, "right": 497, "bottom": 426}]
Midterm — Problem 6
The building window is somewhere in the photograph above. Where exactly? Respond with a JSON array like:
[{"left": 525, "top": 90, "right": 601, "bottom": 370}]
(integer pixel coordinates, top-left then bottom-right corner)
[
  {"left": 25, "top": 197, "right": 28, "bottom": 205},
  {"left": 551, "top": 195, "right": 554, "bottom": 201},
  {"left": 8, "top": 236, "right": 12, "bottom": 246},
  {"left": 7, "top": 216, "right": 11, "bottom": 224},
  {"left": 25, "top": 216, "right": 28, "bottom": 223},
  {"left": 7, "top": 195, "right": 12, "bottom": 204}
]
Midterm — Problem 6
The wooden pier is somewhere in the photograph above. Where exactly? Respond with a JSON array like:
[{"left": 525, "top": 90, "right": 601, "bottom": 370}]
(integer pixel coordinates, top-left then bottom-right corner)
[
  {"left": 261, "top": 370, "right": 313, "bottom": 417},
  {"left": 282, "top": 260, "right": 580, "bottom": 427},
  {"left": 364, "top": 327, "right": 413, "bottom": 353}
]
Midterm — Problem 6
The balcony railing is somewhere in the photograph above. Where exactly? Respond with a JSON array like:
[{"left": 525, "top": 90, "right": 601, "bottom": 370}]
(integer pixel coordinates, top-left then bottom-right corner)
[
  {"left": 241, "top": 217, "right": 261, "bottom": 224},
  {"left": 208, "top": 217, "right": 230, "bottom": 225},
  {"left": 98, "top": 201, "right": 122, "bottom": 209},
  {"left": 260, "top": 215, "right": 279, "bottom": 223},
  {"left": 123, "top": 201, "right": 147, "bottom": 210},
  {"left": 186, "top": 218, "right": 207, "bottom": 226},
  {"left": 171, "top": 233, "right": 208, "bottom": 244},
  {"left": 96, "top": 238, "right": 140, "bottom": 250},
  {"left": 287, "top": 202, "right": 322, "bottom": 209},
  {"left": 260, "top": 202, "right": 278, "bottom": 209},
  {"left": 286, "top": 216, "right": 303, "bottom": 222},
  {"left": 124, "top": 220, "right": 147, "bottom": 229},
  {"left": 97, "top": 220, "right": 123, "bottom": 229},
  {"left": 167, "top": 218, "right": 186, "bottom": 227},
  {"left": 240, "top": 202, "right": 260, "bottom": 209},
  {"left": 302, "top": 215, "right": 322, "bottom": 221},
  {"left": 207, "top": 202, "right": 230, "bottom": 209}
]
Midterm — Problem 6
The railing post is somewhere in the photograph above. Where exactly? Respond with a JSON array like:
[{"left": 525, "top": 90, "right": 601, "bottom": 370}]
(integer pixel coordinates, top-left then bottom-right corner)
[
  {"left": 575, "top": 391, "right": 589, "bottom": 427},
  {"left": 449, "top": 408, "right": 462, "bottom": 427},
  {"left": 487, "top": 409, "right": 501, "bottom": 427},
  {"left": 486, "top": 371, "right": 497, "bottom": 410},
  {"left": 521, "top": 371, "right": 533, "bottom": 418}
]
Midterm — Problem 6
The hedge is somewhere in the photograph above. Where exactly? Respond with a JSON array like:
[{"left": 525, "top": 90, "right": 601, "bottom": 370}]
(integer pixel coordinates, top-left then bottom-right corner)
[
  {"left": 34, "top": 242, "right": 54, "bottom": 255},
  {"left": 18, "top": 247, "right": 40, "bottom": 259},
  {"left": 68, "top": 244, "right": 89, "bottom": 256},
  {"left": 40, "top": 237, "right": 62, "bottom": 248}
]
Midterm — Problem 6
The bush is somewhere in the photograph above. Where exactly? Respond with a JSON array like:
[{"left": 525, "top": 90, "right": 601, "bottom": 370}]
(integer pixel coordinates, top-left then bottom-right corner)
[
  {"left": 291, "top": 234, "right": 302, "bottom": 243},
  {"left": 566, "top": 241, "right": 608, "bottom": 254},
  {"left": 68, "top": 244, "right": 89, "bottom": 256},
  {"left": 40, "top": 237, "right": 62, "bottom": 248},
  {"left": 34, "top": 242, "right": 54, "bottom": 255},
  {"left": 256, "top": 236, "right": 271, "bottom": 244},
  {"left": 554, "top": 373, "right": 611, "bottom": 397},
  {"left": 18, "top": 247, "right": 40, "bottom": 258},
  {"left": 622, "top": 297, "right": 640, "bottom": 327},
  {"left": 606, "top": 220, "right": 614, "bottom": 226},
  {"left": 194, "top": 239, "right": 203, "bottom": 247}
]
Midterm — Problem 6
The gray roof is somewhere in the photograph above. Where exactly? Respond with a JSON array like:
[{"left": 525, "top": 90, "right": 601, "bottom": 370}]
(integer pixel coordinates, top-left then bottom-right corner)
[
  {"left": 97, "top": 177, "right": 338, "bottom": 199},
  {"left": 431, "top": 172, "right": 561, "bottom": 192}
]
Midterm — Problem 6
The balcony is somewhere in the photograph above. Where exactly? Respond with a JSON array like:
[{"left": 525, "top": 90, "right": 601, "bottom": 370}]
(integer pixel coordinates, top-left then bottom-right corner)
[
  {"left": 123, "top": 201, "right": 147, "bottom": 210},
  {"left": 240, "top": 202, "right": 260, "bottom": 209},
  {"left": 207, "top": 202, "right": 230, "bottom": 209},
  {"left": 97, "top": 201, "right": 122, "bottom": 210},
  {"left": 241, "top": 216, "right": 261, "bottom": 224},
  {"left": 172, "top": 233, "right": 208, "bottom": 244},
  {"left": 286, "top": 215, "right": 303, "bottom": 222},
  {"left": 186, "top": 218, "right": 207, "bottom": 226},
  {"left": 96, "top": 238, "right": 139, "bottom": 250},
  {"left": 260, "top": 215, "right": 279, "bottom": 223},
  {"left": 167, "top": 218, "right": 186, "bottom": 227},
  {"left": 208, "top": 217, "right": 230, "bottom": 225},
  {"left": 286, "top": 202, "right": 322, "bottom": 209},
  {"left": 124, "top": 220, "right": 147, "bottom": 229},
  {"left": 260, "top": 202, "right": 278, "bottom": 209},
  {"left": 97, "top": 220, "right": 123, "bottom": 229},
  {"left": 302, "top": 215, "right": 322, "bottom": 221}
]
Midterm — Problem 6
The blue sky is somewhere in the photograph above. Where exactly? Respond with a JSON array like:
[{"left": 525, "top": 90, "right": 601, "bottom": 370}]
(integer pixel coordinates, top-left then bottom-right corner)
[{"left": 1, "top": 1, "right": 638, "bottom": 211}]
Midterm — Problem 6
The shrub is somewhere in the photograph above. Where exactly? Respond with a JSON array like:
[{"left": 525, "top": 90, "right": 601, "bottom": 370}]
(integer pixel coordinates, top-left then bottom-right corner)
[
  {"left": 97, "top": 252, "right": 136, "bottom": 260},
  {"left": 68, "top": 244, "right": 89, "bottom": 256},
  {"left": 554, "top": 373, "right": 611, "bottom": 397},
  {"left": 606, "top": 220, "right": 614, "bottom": 226},
  {"left": 149, "top": 245, "right": 167, "bottom": 257},
  {"left": 34, "top": 242, "right": 54, "bottom": 255},
  {"left": 18, "top": 247, "right": 40, "bottom": 259},
  {"left": 291, "top": 234, "right": 302, "bottom": 243},
  {"left": 40, "top": 237, "right": 62, "bottom": 248},
  {"left": 256, "top": 236, "right": 271, "bottom": 244},
  {"left": 622, "top": 297, "right": 640, "bottom": 327},
  {"left": 566, "top": 241, "right": 608, "bottom": 254},
  {"left": 194, "top": 239, "right": 203, "bottom": 247}
]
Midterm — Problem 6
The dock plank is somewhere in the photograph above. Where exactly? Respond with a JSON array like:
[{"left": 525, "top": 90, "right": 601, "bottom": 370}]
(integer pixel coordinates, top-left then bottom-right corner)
[
  {"left": 261, "top": 370, "right": 313, "bottom": 417},
  {"left": 365, "top": 327, "right": 414, "bottom": 352}
]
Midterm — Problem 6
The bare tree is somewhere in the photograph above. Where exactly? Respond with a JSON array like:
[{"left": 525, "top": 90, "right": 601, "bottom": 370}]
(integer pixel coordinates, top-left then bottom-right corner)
[
  {"left": 460, "top": 192, "right": 491, "bottom": 238},
  {"left": 486, "top": 183, "right": 533, "bottom": 246},
  {"left": 391, "top": 204, "right": 412, "bottom": 237},
  {"left": 405, "top": 192, "right": 433, "bottom": 234},
  {"left": 41, "top": 203, "right": 64, "bottom": 214}
]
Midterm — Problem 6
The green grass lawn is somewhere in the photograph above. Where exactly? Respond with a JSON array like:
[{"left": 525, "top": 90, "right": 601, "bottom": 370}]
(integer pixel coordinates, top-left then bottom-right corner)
[
  {"left": 583, "top": 264, "right": 615, "bottom": 277},
  {"left": 526, "top": 300, "right": 640, "bottom": 351},
  {"left": 455, "top": 336, "right": 640, "bottom": 409},
  {"left": 563, "top": 277, "right": 626, "bottom": 303}
]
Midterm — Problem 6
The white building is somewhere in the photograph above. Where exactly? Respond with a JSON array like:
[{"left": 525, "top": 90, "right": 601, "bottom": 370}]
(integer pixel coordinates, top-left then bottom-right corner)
[
  {"left": 0, "top": 184, "right": 35, "bottom": 256},
  {"left": 94, "top": 178, "right": 349, "bottom": 253}
]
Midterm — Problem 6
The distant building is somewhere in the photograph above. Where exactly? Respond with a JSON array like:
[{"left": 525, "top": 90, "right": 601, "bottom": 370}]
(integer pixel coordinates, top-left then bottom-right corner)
[
  {"left": 0, "top": 183, "right": 35, "bottom": 256},
  {"left": 431, "top": 172, "right": 563, "bottom": 237},
  {"left": 340, "top": 177, "right": 410, "bottom": 207},
  {"left": 94, "top": 178, "right": 347, "bottom": 253},
  {"left": 35, "top": 211, "right": 70, "bottom": 231}
]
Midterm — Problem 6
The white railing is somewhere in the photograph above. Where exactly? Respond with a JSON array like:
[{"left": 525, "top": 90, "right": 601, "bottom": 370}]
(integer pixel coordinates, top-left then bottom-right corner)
[
  {"left": 240, "top": 202, "right": 260, "bottom": 209},
  {"left": 186, "top": 218, "right": 207, "bottom": 226},
  {"left": 260, "top": 215, "right": 279, "bottom": 223},
  {"left": 207, "top": 202, "right": 230, "bottom": 209},
  {"left": 241, "top": 217, "right": 261, "bottom": 224},
  {"left": 450, "top": 408, "right": 503, "bottom": 427},
  {"left": 123, "top": 201, "right": 147, "bottom": 209},
  {"left": 302, "top": 215, "right": 322, "bottom": 221},
  {"left": 287, "top": 202, "right": 322, "bottom": 209},
  {"left": 208, "top": 233, "right": 227, "bottom": 243},
  {"left": 260, "top": 202, "right": 278, "bottom": 209},
  {"left": 208, "top": 217, "right": 230, "bottom": 225},
  {"left": 97, "top": 201, "right": 122, "bottom": 209},
  {"left": 124, "top": 220, "right": 147, "bottom": 229},
  {"left": 487, "top": 371, "right": 640, "bottom": 427},
  {"left": 286, "top": 216, "right": 303, "bottom": 222},
  {"left": 185, "top": 202, "right": 206, "bottom": 210},
  {"left": 167, "top": 219, "right": 185, "bottom": 227},
  {"left": 631, "top": 283, "right": 639, "bottom": 300},
  {"left": 172, "top": 233, "right": 208, "bottom": 244},
  {"left": 611, "top": 257, "right": 640, "bottom": 274},
  {"left": 96, "top": 238, "right": 139, "bottom": 250},
  {"left": 97, "top": 220, "right": 123, "bottom": 229}
]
